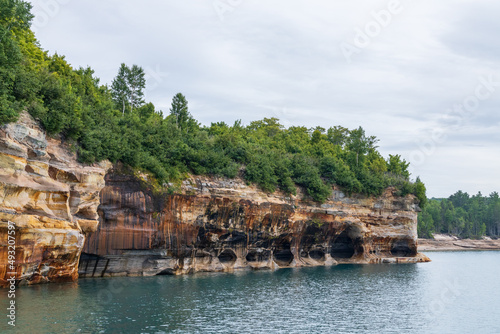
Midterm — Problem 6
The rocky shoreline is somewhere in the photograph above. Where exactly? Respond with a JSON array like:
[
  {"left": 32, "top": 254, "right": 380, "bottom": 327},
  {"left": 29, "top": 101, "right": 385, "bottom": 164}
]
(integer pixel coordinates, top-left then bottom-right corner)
[
  {"left": 418, "top": 234, "right": 500, "bottom": 251},
  {"left": 1, "top": 112, "right": 430, "bottom": 287}
]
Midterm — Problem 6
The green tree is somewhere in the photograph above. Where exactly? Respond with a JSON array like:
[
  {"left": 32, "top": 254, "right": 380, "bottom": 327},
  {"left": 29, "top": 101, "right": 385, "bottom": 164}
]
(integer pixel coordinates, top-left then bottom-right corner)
[
  {"left": 387, "top": 154, "right": 410, "bottom": 180},
  {"left": 111, "top": 63, "right": 130, "bottom": 114},
  {"left": 248, "top": 117, "right": 283, "bottom": 138},
  {"left": 414, "top": 177, "right": 427, "bottom": 207},
  {"left": 366, "top": 150, "right": 387, "bottom": 174},
  {"left": 245, "top": 153, "right": 278, "bottom": 193},
  {"left": 346, "top": 126, "right": 378, "bottom": 168},
  {"left": 418, "top": 209, "right": 434, "bottom": 238},
  {"left": 111, "top": 63, "right": 145, "bottom": 114},
  {"left": 0, "top": 0, "right": 33, "bottom": 124},
  {"left": 327, "top": 126, "right": 349, "bottom": 147},
  {"left": 292, "top": 155, "right": 331, "bottom": 202},
  {"left": 128, "top": 64, "right": 145, "bottom": 111},
  {"left": 449, "top": 190, "right": 470, "bottom": 209},
  {"left": 487, "top": 192, "right": 500, "bottom": 236},
  {"left": 170, "top": 92, "right": 189, "bottom": 128},
  {"left": 169, "top": 93, "right": 198, "bottom": 134},
  {"left": 0, "top": 0, "right": 33, "bottom": 42}
]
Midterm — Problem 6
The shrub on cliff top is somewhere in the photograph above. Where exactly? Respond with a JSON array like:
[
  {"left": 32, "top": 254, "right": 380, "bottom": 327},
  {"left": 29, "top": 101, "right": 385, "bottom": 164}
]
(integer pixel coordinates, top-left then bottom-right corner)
[{"left": 0, "top": 1, "right": 427, "bottom": 204}]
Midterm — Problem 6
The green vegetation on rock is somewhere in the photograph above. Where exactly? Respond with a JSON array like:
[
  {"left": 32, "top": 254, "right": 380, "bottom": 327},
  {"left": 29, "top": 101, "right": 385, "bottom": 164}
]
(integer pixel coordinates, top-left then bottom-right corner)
[{"left": 0, "top": 1, "right": 426, "bottom": 204}]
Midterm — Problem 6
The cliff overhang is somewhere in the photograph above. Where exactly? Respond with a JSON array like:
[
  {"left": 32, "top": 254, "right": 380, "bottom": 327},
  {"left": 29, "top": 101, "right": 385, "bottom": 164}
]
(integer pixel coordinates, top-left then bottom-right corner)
[
  {"left": 1, "top": 114, "right": 430, "bottom": 287},
  {"left": 79, "top": 169, "right": 430, "bottom": 278}
]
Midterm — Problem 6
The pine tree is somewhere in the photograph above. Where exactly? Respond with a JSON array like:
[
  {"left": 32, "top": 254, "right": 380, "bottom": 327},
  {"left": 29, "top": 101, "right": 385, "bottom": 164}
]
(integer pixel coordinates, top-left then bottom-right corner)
[
  {"left": 170, "top": 93, "right": 189, "bottom": 129},
  {"left": 128, "top": 64, "right": 145, "bottom": 111}
]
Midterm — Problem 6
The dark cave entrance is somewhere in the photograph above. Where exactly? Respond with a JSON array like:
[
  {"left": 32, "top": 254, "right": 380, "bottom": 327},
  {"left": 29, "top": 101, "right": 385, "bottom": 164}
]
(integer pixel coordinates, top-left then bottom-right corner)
[
  {"left": 246, "top": 249, "right": 271, "bottom": 262},
  {"left": 330, "top": 231, "right": 356, "bottom": 259},
  {"left": 218, "top": 249, "right": 237, "bottom": 264},
  {"left": 156, "top": 268, "right": 175, "bottom": 275},
  {"left": 273, "top": 249, "right": 294, "bottom": 266},
  {"left": 390, "top": 240, "right": 416, "bottom": 257},
  {"left": 309, "top": 249, "right": 326, "bottom": 262}
]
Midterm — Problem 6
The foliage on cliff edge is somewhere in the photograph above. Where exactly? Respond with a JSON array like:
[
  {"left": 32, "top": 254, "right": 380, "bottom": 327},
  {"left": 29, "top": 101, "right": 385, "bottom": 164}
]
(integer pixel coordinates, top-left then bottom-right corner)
[{"left": 0, "top": 1, "right": 426, "bottom": 204}]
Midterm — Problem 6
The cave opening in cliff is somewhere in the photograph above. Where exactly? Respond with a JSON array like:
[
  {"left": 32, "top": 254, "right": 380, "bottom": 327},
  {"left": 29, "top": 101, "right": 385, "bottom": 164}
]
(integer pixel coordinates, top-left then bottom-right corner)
[
  {"left": 218, "top": 249, "right": 237, "bottom": 264},
  {"left": 273, "top": 249, "right": 294, "bottom": 266},
  {"left": 390, "top": 240, "right": 416, "bottom": 257},
  {"left": 156, "top": 268, "right": 175, "bottom": 275},
  {"left": 309, "top": 249, "right": 326, "bottom": 262},
  {"left": 246, "top": 249, "right": 271, "bottom": 263},
  {"left": 330, "top": 231, "right": 355, "bottom": 259}
]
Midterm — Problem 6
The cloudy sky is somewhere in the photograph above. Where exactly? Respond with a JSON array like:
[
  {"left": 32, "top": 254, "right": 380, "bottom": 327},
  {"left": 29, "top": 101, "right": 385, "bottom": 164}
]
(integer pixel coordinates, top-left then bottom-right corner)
[{"left": 29, "top": 0, "right": 500, "bottom": 198}]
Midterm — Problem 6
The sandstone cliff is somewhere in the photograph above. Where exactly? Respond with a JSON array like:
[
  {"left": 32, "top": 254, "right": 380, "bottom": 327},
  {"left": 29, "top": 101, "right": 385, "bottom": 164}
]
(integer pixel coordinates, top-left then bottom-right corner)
[
  {"left": 79, "top": 168, "right": 430, "bottom": 278},
  {"left": 1, "top": 113, "right": 429, "bottom": 287},
  {"left": 0, "top": 112, "right": 109, "bottom": 286}
]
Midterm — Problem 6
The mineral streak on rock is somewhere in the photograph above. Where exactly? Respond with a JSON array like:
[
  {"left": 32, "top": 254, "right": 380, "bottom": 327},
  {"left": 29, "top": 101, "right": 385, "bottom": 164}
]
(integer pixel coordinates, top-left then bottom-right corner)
[
  {"left": 0, "top": 112, "right": 109, "bottom": 287},
  {"left": 80, "top": 170, "right": 430, "bottom": 278},
  {"left": 1, "top": 112, "right": 430, "bottom": 287}
]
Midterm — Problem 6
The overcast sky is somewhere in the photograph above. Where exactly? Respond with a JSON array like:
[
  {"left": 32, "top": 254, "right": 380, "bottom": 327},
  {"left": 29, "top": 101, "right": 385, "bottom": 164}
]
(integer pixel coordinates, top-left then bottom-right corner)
[{"left": 29, "top": 0, "right": 500, "bottom": 198}]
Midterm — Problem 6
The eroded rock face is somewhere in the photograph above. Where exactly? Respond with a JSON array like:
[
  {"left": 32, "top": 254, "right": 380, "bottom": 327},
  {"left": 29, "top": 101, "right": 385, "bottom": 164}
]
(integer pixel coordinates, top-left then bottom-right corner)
[
  {"left": 0, "top": 112, "right": 109, "bottom": 286},
  {"left": 0, "top": 112, "right": 430, "bottom": 287},
  {"left": 80, "top": 171, "right": 430, "bottom": 278}
]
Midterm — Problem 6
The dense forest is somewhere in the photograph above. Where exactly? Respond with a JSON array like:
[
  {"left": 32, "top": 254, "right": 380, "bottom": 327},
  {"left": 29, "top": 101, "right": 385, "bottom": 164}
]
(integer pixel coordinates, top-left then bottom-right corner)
[
  {"left": 418, "top": 191, "right": 500, "bottom": 239},
  {"left": 0, "top": 0, "right": 426, "bottom": 204}
]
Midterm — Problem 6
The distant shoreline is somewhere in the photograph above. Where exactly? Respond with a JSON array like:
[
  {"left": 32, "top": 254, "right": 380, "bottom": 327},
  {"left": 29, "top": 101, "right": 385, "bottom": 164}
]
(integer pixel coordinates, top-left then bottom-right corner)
[{"left": 418, "top": 234, "right": 500, "bottom": 251}]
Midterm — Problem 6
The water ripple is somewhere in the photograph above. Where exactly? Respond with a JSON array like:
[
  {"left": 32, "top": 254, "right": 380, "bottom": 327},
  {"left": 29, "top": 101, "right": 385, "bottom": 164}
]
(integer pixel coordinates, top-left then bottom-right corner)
[{"left": 1, "top": 252, "right": 500, "bottom": 333}]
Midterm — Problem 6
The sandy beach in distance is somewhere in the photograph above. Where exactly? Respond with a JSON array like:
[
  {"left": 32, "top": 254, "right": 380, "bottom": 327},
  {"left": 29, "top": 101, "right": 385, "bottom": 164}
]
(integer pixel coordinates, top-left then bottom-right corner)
[{"left": 418, "top": 234, "right": 500, "bottom": 251}]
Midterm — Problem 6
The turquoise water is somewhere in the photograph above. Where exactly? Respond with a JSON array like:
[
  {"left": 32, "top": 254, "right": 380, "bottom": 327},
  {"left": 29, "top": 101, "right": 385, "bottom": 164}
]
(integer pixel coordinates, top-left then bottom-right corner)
[{"left": 1, "top": 251, "right": 500, "bottom": 333}]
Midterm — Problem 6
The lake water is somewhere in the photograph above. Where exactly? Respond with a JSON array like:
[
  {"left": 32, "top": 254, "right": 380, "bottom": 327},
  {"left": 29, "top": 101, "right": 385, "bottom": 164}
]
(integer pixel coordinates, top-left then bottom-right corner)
[{"left": 1, "top": 251, "right": 500, "bottom": 333}]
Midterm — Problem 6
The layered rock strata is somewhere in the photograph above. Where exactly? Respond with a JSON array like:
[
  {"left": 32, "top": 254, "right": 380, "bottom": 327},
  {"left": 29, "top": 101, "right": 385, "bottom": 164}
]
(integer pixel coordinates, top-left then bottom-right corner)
[
  {"left": 0, "top": 112, "right": 109, "bottom": 286},
  {"left": 80, "top": 171, "right": 430, "bottom": 278},
  {"left": 1, "top": 113, "right": 430, "bottom": 287}
]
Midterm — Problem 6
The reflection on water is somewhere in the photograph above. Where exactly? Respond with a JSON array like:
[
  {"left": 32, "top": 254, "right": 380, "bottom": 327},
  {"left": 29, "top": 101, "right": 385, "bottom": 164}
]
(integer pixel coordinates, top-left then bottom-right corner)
[{"left": 1, "top": 252, "right": 500, "bottom": 333}]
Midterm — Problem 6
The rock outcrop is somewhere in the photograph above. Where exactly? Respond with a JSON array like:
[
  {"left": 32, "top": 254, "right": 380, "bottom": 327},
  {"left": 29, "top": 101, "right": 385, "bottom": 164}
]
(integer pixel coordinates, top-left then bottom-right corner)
[
  {"left": 0, "top": 112, "right": 109, "bottom": 287},
  {"left": 419, "top": 234, "right": 500, "bottom": 251},
  {"left": 80, "top": 169, "right": 430, "bottom": 278},
  {"left": 1, "top": 113, "right": 429, "bottom": 287}
]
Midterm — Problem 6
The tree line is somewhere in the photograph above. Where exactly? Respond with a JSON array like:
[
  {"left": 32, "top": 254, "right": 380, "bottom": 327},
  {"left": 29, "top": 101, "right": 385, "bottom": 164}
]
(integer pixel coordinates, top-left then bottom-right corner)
[
  {"left": 0, "top": 0, "right": 426, "bottom": 204},
  {"left": 418, "top": 191, "right": 500, "bottom": 239}
]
